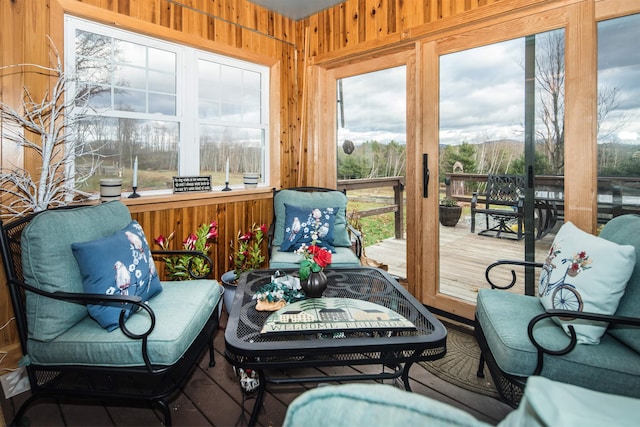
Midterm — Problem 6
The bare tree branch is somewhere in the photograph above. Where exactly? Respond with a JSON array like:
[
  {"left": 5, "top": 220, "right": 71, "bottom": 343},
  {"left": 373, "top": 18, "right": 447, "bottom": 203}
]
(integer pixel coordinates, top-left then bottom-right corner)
[{"left": 0, "top": 37, "right": 102, "bottom": 218}]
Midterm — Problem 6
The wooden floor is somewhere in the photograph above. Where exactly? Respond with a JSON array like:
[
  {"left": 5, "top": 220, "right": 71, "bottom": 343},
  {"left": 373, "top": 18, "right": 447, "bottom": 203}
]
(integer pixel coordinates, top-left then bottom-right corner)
[
  {"left": 1, "top": 313, "right": 513, "bottom": 427},
  {"left": 365, "top": 217, "right": 557, "bottom": 302}
]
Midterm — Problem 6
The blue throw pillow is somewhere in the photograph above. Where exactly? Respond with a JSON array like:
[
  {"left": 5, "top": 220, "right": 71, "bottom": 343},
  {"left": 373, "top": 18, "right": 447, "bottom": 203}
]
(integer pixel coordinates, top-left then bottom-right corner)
[
  {"left": 71, "top": 220, "right": 163, "bottom": 331},
  {"left": 280, "top": 204, "right": 337, "bottom": 252}
]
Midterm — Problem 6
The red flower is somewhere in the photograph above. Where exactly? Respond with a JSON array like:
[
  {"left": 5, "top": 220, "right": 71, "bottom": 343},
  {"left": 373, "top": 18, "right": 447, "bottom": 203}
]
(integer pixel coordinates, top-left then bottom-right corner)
[{"left": 308, "top": 245, "right": 332, "bottom": 268}]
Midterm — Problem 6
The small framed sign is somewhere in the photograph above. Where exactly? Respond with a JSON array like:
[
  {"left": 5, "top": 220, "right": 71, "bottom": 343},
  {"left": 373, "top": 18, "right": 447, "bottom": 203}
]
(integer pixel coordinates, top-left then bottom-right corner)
[{"left": 173, "top": 176, "right": 212, "bottom": 193}]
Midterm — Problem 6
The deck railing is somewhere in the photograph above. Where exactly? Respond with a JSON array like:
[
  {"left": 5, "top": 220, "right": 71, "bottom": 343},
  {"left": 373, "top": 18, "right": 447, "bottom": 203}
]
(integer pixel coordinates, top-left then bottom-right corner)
[
  {"left": 338, "top": 176, "right": 405, "bottom": 239},
  {"left": 444, "top": 173, "right": 640, "bottom": 221}
]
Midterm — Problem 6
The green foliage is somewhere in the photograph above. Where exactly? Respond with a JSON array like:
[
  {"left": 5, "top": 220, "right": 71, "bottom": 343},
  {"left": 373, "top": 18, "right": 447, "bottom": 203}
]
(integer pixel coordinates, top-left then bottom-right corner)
[
  {"left": 229, "top": 223, "right": 268, "bottom": 279},
  {"left": 439, "top": 197, "right": 459, "bottom": 207},
  {"left": 154, "top": 222, "right": 219, "bottom": 281},
  {"left": 439, "top": 142, "right": 477, "bottom": 181},
  {"left": 337, "top": 140, "right": 406, "bottom": 179},
  {"left": 511, "top": 150, "right": 553, "bottom": 175}
]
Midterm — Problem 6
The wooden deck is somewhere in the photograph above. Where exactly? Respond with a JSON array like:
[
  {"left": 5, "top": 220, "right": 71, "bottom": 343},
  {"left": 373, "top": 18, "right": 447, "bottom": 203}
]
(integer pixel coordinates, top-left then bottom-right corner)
[
  {"left": 365, "top": 219, "right": 556, "bottom": 302},
  {"left": 0, "top": 315, "right": 513, "bottom": 426}
]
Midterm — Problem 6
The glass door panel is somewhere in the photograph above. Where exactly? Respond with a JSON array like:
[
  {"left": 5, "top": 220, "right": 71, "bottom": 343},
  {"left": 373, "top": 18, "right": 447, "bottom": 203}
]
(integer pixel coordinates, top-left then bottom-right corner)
[
  {"left": 437, "top": 30, "right": 565, "bottom": 310},
  {"left": 336, "top": 67, "right": 407, "bottom": 280},
  {"left": 597, "top": 13, "right": 640, "bottom": 224}
]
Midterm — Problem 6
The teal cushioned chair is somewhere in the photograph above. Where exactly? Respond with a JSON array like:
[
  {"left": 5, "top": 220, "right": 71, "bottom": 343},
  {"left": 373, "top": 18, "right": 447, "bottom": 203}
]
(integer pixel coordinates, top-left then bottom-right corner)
[
  {"left": 0, "top": 201, "right": 222, "bottom": 426},
  {"left": 268, "top": 187, "right": 362, "bottom": 269},
  {"left": 283, "top": 376, "right": 640, "bottom": 427},
  {"left": 474, "top": 214, "right": 640, "bottom": 407}
]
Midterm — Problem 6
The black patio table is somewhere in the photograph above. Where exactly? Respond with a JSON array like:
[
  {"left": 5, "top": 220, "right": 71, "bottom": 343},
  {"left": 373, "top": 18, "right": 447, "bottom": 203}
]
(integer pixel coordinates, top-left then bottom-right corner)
[{"left": 224, "top": 267, "right": 448, "bottom": 425}]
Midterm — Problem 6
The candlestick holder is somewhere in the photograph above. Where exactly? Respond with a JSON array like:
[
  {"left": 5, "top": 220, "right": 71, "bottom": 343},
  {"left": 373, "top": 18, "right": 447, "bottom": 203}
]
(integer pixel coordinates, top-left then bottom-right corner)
[
  {"left": 222, "top": 182, "right": 232, "bottom": 191},
  {"left": 128, "top": 187, "right": 141, "bottom": 198}
]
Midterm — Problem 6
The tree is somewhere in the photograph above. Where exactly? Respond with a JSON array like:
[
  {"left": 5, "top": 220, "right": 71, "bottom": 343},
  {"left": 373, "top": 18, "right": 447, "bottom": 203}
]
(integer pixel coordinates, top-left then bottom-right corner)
[
  {"left": 535, "top": 31, "right": 565, "bottom": 173},
  {"left": 0, "top": 40, "right": 101, "bottom": 218},
  {"left": 439, "top": 142, "right": 477, "bottom": 181},
  {"left": 511, "top": 150, "right": 552, "bottom": 175}
]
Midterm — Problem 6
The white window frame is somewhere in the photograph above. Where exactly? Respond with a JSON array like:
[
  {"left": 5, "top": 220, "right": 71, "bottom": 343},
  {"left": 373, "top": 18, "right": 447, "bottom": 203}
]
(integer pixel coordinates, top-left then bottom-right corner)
[{"left": 64, "top": 15, "right": 270, "bottom": 192}]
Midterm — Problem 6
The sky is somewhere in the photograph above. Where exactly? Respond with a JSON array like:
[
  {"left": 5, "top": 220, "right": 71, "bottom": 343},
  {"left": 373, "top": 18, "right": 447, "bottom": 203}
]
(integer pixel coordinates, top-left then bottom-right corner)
[{"left": 336, "top": 14, "right": 640, "bottom": 149}]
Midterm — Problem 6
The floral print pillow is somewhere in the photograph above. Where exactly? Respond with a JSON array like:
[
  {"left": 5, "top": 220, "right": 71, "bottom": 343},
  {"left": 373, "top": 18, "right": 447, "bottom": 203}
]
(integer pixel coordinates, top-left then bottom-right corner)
[{"left": 280, "top": 204, "right": 338, "bottom": 252}]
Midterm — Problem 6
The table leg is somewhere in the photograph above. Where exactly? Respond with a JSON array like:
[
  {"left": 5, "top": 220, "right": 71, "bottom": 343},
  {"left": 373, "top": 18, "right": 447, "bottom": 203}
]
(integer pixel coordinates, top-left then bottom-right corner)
[
  {"left": 248, "top": 370, "right": 266, "bottom": 427},
  {"left": 401, "top": 362, "right": 413, "bottom": 391}
]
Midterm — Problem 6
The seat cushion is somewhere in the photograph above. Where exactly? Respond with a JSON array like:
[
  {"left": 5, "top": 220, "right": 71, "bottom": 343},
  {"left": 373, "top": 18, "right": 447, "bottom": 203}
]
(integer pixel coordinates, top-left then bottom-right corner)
[
  {"left": 476, "top": 289, "right": 640, "bottom": 398},
  {"left": 71, "top": 220, "right": 163, "bottom": 331},
  {"left": 500, "top": 376, "right": 640, "bottom": 427},
  {"left": 283, "top": 383, "right": 490, "bottom": 427},
  {"left": 272, "top": 190, "right": 351, "bottom": 248},
  {"left": 537, "top": 221, "right": 635, "bottom": 344},
  {"left": 599, "top": 214, "right": 640, "bottom": 352},
  {"left": 27, "top": 279, "right": 221, "bottom": 366},
  {"left": 21, "top": 202, "right": 133, "bottom": 342},
  {"left": 270, "top": 245, "right": 361, "bottom": 269}
]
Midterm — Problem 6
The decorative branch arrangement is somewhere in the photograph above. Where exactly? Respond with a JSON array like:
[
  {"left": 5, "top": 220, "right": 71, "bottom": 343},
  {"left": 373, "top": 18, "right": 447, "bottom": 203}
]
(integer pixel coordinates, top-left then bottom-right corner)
[{"left": 0, "top": 38, "right": 101, "bottom": 218}]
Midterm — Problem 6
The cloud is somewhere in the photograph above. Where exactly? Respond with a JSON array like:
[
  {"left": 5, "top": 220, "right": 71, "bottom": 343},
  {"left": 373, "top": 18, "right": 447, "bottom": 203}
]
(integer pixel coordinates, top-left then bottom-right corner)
[{"left": 338, "top": 24, "right": 640, "bottom": 147}]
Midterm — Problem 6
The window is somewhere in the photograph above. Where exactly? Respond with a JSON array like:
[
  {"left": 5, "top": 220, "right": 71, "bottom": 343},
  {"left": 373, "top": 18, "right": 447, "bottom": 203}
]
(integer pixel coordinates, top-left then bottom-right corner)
[
  {"left": 597, "top": 13, "right": 640, "bottom": 223},
  {"left": 65, "top": 16, "right": 269, "bottom": 194}
]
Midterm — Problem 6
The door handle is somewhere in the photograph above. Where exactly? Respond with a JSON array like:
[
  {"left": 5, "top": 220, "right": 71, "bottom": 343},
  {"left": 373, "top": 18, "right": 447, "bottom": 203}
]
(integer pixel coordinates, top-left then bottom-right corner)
[{"left": 423, "top": 153, "right": 429, "bottom": 198}]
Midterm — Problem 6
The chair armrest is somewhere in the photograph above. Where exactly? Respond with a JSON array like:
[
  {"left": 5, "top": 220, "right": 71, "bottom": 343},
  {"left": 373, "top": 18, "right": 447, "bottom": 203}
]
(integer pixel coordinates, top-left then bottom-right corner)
[
  {"left": 485, "top": 260, "right": 544, "bottom": 290},
  {"left": 151, "top": 249, "right": 213, "bottom": 279},
  {"left": 10, "top": 278, "right": 156, "bottom": 341},
  {"left": 347, "top": 223, "right": 363, "bottom": 259},
  {"left": 471, "top": 191, "right": 479, "bottom": 209},
  {"left": 527, "top": 309, "right": 640, "bottom": 375}
]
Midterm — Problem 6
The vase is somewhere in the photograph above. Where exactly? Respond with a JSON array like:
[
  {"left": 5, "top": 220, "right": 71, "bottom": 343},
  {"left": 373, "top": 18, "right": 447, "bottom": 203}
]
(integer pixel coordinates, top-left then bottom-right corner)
[
  {"left": 242, "top": 172, "right": 260, "bottom": 189},
  {"left": 301, "top": 270, "right": 328, "bottom": 298},
  {"left": 99, "top": 178, "right": 122, "bottom": 203},
  {"left": 221, "top": 270, "right": 238, "bottom": 313}
]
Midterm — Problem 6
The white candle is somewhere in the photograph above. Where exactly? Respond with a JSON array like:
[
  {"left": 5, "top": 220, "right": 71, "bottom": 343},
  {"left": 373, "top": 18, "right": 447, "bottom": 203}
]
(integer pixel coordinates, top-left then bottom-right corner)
[
  {"left": 132, "top": 156, "right": 138, "bottom": 188},
  {"left": 225, "top": 158, "right": 229, "bottom": 183}
]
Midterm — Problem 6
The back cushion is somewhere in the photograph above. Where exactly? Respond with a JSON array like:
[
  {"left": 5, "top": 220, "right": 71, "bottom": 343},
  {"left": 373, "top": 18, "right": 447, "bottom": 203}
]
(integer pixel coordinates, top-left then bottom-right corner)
[
  {"left": 21, "top": 201, "right": 132, "bottom": 341},
  {"left": 273, "top": 190, "right": 351, "bottom": 248},
  {"left": 600, "top": 214, "right": 640, "bottom": 352}
]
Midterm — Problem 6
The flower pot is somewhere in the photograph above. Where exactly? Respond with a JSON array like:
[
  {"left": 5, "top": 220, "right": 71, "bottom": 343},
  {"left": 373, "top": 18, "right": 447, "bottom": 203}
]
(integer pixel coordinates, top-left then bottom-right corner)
[
  {"left": 99, "top": 178, "right": 122, "bottom": 202},
  {"left": 439, "top": 205, "right": 462, "bottom": 227},
  {"left": 221, "top": 270, "right": 238, "bottom": 313},
  {"left": 301, "top": 270, "right": 328, "bottom": 298},
  {"left": 242, "top": 172, "right": 260, "bottom": 189}
]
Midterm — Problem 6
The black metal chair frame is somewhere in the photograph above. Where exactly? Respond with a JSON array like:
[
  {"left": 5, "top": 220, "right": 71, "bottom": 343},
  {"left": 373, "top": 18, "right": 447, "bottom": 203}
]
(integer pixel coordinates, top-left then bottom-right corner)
[
  {"left": 267, "top": 186, "right": 363, "bottom": 259},
  {"left": 471, "top": 175, "right": 526, "bottom": 240},
  {"left": 0, "top": 208, "right": 220, "bottom": 426},
  {"left": 475, "top": 260, "right": 640, "bottom": 407}
]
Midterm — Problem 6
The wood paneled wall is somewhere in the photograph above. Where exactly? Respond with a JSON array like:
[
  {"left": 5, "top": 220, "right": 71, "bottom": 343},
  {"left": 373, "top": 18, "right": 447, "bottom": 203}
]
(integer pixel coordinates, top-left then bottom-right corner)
[{"left": 2, "top": 0, "right": 628, "bottom": 364}]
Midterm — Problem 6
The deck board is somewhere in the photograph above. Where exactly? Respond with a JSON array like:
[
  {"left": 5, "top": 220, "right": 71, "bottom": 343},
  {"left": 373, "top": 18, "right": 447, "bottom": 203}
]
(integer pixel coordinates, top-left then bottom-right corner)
[{"left": 365, "top": 219, "right": 556, "bottom": 302}]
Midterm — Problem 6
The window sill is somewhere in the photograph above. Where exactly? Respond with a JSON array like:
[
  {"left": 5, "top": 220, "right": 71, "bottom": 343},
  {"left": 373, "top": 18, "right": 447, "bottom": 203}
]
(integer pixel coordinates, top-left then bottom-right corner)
[{"left": 118, "top": 186, "right": 274, "bottom": 212}]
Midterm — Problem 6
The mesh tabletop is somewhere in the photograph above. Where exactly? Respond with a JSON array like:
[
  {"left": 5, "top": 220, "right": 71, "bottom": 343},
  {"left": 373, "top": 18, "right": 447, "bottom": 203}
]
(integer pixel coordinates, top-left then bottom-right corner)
[{"left": 224, "top": 267, "right": 447, "bottom": 369}]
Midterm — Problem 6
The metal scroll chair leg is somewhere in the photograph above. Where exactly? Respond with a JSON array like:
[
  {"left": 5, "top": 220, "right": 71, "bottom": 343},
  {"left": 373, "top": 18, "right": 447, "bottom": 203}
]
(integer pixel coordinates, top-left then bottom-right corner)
[
  {"left": 477, "top": 353, "right": 486, "bottom": 378},
  {"left": 208, "top": 340, "right": 216, "bottom": 367},
  {"left": 154, "top": 399, "right": 172, "bottom": 426}
]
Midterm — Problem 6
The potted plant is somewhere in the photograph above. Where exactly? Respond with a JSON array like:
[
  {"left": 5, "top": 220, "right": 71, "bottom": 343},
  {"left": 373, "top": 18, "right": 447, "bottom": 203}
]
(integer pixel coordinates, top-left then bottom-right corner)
[
  {"left": 439, "top": 197, "right": 462, "bottom": 227},
  {"left": 222, "top": 223, "right": 268, "bottom": 311},
  {"left": 154, "top": 222, "right": 219, "bottom": 281}
]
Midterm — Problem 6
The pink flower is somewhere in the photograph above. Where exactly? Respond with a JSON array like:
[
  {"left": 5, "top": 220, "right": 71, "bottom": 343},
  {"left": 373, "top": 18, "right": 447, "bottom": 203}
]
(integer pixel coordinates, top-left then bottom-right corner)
[
  {"left": 183, "top": 233, "right": 198, "bottom": 250},
  {"left": 207, "top": 221, "right": 219, "bottom": 239}
]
